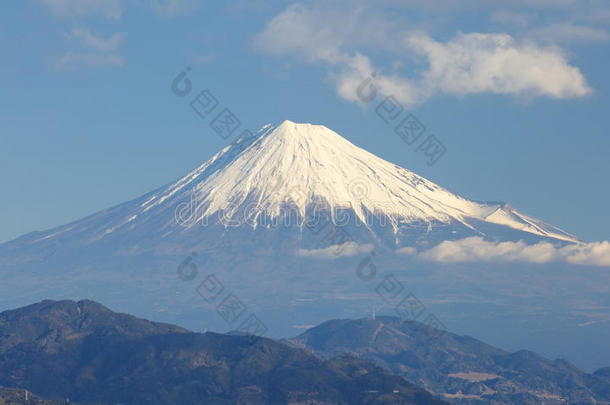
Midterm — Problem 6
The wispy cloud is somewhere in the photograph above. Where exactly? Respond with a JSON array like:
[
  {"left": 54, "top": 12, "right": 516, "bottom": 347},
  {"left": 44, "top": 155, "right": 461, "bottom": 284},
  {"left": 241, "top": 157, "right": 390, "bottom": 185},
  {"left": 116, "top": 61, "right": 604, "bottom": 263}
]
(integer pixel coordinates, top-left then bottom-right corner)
[
  {"left": 492, "top": 9, "right": 610, "bottom": 44},
  {"left": 57, "top": 28, "right": 124, "bottom": 69},
  {"left": 297, "top": 242, "right": 374, "bottom": 259},
  {"left": 150, "top": 0, "right": 200, "bottom": 17},
  {"left": 399, "top": 237, "right": 610, "bottom": 267},
  {"left": 66, "top": 28, "right": 123, "bottom": 52},
  {"left": 255, "top": 2, "right": 592, "bottom": 108},
  {"left": 531, "top": 23, "right": 610, "bottom": 43},
  {"left": 39, "top": 0, "right": 204, "bottom": 19},
  {"left": 38, "top": 0, "right": 123, "bottom": 19},
  {"left": 57, "top": 52, "right": 123, "bottom": 68}
]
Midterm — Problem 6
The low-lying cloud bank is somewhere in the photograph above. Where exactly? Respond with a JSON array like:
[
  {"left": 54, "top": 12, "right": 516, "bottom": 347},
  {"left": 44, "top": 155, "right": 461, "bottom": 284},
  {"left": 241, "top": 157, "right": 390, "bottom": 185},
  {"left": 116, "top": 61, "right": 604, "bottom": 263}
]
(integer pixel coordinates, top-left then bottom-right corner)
[
  {"left": 398, "top": 237, "right": 610, "bottom": 267},
  {"left": 297, "top": 242, "right": 374, "bottom": 259}
]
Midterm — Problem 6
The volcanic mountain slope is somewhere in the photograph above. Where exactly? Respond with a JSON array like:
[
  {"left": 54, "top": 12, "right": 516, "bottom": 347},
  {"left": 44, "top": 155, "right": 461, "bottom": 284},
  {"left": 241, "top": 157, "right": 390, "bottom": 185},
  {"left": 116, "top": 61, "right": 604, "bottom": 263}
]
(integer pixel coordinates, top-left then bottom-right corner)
[
  {"left": 0, "top": 120, "right": 599, "bottom": 377},
  {"left": 0, "top": 120, "right": 577, "bottom": 266},
  {"left": 286, "top": 317, "right": 610, "bottom": 405},
  {"left": 0, "top": 300, "right": 446, "bottom": 405}
]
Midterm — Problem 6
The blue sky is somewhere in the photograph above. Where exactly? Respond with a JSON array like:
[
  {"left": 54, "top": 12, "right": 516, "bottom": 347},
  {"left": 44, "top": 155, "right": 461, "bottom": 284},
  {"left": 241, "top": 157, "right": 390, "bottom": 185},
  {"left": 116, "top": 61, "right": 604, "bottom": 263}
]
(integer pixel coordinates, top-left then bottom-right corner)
[{"left": 1, "top": 0, "right": 609, "bottom": 243}]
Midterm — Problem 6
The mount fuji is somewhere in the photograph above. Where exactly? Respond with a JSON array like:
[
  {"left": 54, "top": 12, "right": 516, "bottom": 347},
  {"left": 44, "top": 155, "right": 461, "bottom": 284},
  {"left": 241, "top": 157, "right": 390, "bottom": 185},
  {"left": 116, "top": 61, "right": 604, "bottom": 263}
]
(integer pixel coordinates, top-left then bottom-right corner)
[
  {"left": 0, "top": 120, "right": 576, "bottom": 267},
  {"left": 3, "top": 120, "right": 609, "bottom": 371}
]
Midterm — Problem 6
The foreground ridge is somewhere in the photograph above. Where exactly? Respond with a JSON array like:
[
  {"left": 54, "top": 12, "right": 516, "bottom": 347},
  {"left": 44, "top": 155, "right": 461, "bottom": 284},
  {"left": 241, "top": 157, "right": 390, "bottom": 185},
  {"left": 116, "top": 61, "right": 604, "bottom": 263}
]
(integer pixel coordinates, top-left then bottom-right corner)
[
  {"left": 0, "top": 300, "right": 446, "bottom": 405},
  {"left": 288, "top": 317, "right": 610, "bottom": 405}
]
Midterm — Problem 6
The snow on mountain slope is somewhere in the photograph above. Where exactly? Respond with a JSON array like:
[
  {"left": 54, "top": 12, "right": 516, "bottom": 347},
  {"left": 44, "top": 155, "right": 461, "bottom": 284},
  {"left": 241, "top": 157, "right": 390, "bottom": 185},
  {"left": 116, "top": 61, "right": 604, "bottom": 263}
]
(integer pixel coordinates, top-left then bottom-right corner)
[
  {"left": 159, "top": 120, "right": 576, "bottom": 242},
  {"left": 0, "top": 120, "right": 577, "bottom": 261}
]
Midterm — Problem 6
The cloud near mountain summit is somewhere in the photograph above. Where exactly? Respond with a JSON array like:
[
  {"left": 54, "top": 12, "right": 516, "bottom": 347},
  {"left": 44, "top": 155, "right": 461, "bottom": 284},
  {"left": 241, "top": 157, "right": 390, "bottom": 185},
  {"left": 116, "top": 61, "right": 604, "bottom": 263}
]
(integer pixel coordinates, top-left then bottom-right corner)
[{"left": 255, "top": 3, "right": 592, "bottom": 107}]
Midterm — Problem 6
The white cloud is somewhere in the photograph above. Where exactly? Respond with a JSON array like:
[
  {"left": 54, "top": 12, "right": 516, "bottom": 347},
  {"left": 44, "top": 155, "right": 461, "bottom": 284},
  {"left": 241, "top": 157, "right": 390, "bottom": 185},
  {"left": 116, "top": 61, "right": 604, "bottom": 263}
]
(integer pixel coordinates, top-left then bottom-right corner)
[
  {"left": 254, "top": 3, "right": 419, "bottom": 106},
  {"left": 560, "top": 242, "right": 610, "bottom": 266},
  {"left": 407, "top": 32, "right": 591, "bottom": 100},
  {"left": 67, "top": 28, "right": 124, "bottom": 52},
  {"left": 253, "top": 4, "right": 351, "bottom": 64},
  {"left": 400, "top": 237, "right": 610, "bottom": 267},
  {"left": 39, "top": 0, "right": 122, "bottom": 19},
  {"left": 297, "top": 242, "right": 374, "bottom": 259},
  {"left": 255, "top": 3, "right": 592, "bottom": 107},
  {"left": 395, "top": 246, "right": 417, "bottom": 255},
  {"left": 58, "top": 29, "right": 124, "bottom": 69}
]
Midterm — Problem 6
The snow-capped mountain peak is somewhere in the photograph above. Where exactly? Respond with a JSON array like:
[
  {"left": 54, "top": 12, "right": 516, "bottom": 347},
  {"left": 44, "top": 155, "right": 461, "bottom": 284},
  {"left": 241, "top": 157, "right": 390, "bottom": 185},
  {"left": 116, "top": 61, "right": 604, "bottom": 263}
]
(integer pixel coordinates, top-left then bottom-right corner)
[
  {"left": 1, "top": 120, "right": 577, "bottom": 262},
  {"left": 157, "top": 120, "right": 575, "bottom": 243}
]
